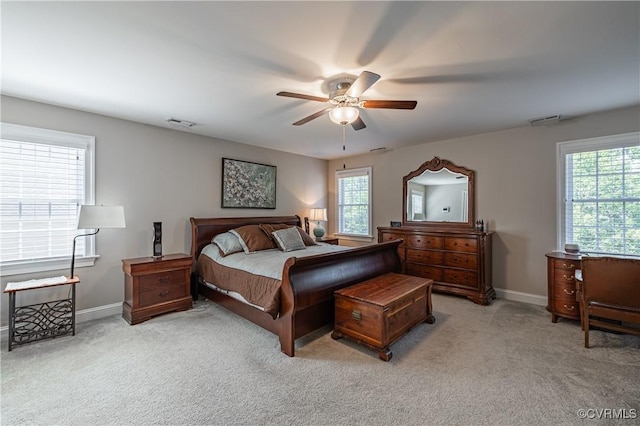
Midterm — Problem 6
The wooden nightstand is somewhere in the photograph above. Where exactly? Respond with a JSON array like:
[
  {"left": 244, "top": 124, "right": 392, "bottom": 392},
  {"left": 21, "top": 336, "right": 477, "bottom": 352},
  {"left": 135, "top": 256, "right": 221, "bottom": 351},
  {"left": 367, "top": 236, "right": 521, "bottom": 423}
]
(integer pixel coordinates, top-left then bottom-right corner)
[
  {"left": 318, "top": 237, "right": 339, "bottom": 245},
  {"left": 122, "top": 253, "right": 192, "bottom": 325}
]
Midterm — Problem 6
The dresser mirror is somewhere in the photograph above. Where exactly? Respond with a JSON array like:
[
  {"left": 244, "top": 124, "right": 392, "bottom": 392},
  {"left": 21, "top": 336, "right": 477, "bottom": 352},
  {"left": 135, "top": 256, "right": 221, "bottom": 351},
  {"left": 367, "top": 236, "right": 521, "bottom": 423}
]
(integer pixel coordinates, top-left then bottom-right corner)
[{"left": 402, "top": 157, "right": 475, "bottom": 229}]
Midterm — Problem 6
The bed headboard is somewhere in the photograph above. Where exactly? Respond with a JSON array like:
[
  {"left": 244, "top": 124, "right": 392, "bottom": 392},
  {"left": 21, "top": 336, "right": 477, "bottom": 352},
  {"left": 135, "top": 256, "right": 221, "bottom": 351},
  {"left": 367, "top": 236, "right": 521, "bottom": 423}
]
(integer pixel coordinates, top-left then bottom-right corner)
[{"left": 189, "top": 215, "right": 302, "bottom": 265}]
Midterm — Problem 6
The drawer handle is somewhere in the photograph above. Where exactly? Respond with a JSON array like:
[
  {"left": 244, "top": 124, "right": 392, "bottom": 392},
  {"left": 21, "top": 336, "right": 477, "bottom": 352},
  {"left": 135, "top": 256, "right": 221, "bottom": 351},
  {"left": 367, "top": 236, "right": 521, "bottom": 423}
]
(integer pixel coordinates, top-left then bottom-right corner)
[
  {"left": 562, "top": 274, "right": 575, "bottom": 280},
  {"left": 351, "top": 310, "right": 362, "bottom": 321},
  {"left": 563, "top": 304, "right": 575, "bottom": 311},
  {"left": 158, "top": 276, "right": 170, "bottom": 283},
  {"left": 563, "top": 289, "right": 575, "bottom": 295},
  {"left": 159, "top": 290, "right": 170, "bottom": 297},
  {"left": 562, "top": 263, "right": 576, "bottom": 269}
]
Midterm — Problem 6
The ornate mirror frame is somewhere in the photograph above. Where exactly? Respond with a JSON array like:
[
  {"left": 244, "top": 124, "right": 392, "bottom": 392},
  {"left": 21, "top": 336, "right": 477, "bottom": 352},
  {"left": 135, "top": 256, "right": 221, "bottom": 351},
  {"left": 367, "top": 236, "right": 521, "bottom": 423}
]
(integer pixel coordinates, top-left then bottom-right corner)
[{"left": 402, "top": 156, "right": 476, "bottom": 229}]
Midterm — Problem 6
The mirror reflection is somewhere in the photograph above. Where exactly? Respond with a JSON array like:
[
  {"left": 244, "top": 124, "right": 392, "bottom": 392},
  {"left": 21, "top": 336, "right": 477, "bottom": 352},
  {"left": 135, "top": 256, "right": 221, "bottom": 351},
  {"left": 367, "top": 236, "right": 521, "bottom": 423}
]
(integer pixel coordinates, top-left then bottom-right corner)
[
  {"left": 402, "top": 156, "right": 475, "bottom": 229},
  {"left": 407, "top": 168, "right": 468, "bottom": 222}
]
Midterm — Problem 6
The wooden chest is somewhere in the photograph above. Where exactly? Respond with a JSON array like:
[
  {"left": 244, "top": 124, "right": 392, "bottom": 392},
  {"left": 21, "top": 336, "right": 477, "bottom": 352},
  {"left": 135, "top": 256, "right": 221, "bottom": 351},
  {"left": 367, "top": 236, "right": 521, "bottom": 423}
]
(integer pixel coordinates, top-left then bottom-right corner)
[{"left": 331, "top": 273, "right": 435, "bottom": 361}]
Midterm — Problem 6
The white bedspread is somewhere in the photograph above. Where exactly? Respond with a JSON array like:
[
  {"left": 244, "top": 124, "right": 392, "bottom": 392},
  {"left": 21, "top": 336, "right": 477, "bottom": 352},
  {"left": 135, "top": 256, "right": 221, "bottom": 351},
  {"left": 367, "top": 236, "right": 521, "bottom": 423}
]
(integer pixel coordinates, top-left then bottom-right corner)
[{"left": 201, "top": 242, "right": 348, "bottom": 280}]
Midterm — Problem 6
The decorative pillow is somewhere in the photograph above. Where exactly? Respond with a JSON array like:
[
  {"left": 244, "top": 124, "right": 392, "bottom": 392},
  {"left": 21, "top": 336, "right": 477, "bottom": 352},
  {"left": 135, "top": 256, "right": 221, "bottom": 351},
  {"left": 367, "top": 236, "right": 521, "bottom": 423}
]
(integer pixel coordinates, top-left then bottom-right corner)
[
  {"left": 272, "top": 227, "right": 306, "bottom": 252},
  {"left": 211, "top": 232, "right": 244, "bottom": 257},
  {"left": 296, "top": 226, "right": 318, "bottom": 246},
  {"left": 230, "top": 225, "right": 277, "bottom": 253},
  {"left": 260, "top": 223, "right": 317, "bottom": 247}
]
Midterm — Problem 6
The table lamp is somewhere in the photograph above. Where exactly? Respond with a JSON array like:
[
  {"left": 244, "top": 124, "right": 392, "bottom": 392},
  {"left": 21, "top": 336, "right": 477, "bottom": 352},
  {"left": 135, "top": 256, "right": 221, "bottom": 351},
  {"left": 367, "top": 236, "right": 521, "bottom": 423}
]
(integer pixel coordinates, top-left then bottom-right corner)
[
  {"left": 70, "top": 205, "right": 126, "bottom": 278},
  {"left": 309, "top": 208, "right": 328, "bottom": 240}
]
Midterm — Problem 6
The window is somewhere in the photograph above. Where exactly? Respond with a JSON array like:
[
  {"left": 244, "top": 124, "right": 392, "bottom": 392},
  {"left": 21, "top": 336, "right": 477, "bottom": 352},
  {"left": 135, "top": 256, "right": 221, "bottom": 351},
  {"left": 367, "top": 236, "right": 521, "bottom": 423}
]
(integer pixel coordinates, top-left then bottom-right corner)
[
  {"left": 558, "top": 132, "right": 640, "bottom": 256},
  {"left": 1, "top": 123, "right": 95, "bottom": 275},
  {"left": 411, "top": 189, "right": 424, "bottom": 220},
  {"left": 336, "top": 167, "right": 372, "bottom": 238}
]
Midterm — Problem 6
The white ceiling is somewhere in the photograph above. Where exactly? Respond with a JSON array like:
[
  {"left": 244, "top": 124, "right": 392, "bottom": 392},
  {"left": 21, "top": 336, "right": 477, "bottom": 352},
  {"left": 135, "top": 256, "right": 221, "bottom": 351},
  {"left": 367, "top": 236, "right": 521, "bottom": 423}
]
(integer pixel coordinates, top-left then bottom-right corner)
[{"left": 2, "top": 1, "right": 639, "bottom": 160}]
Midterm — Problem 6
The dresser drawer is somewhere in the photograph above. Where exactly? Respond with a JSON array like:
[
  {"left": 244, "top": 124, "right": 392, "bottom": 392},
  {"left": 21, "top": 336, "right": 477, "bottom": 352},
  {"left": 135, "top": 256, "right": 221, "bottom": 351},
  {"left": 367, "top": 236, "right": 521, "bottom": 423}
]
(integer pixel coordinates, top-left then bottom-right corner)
[
  {"left": 444, "top": 237, "right": 477, "bottom": 253},
  {"left": 444, "top": 252, "right": 477, "bottom": 269},
  {"left": 443, "top": 268, "right": 478, "bottom": 287},
  {"left": 553, "top": 268, "right": 577, "bottom": 285},
  {"left": 139, "top": 269, "right": 186, "bottom": 292},
  {"left": 553, "top": 281, "right": 577, "bottom": 298},
  {"left": 406, "top": 263, "right": 443, "bottom": 281},
  {"left": 553, "top": 295, "right": 579, "bottom": 317},
  {"left": 553, "top": 258, "right": 580, "bottom": 272},
  {"left": 380, "top": 232, "right": 404, "bottom": 243},
  {"left": 406, "top": 235, "right": 443, "bottom": 249},
  {"left": 406, "top": 249, "right": 443, "bottom": 265}
]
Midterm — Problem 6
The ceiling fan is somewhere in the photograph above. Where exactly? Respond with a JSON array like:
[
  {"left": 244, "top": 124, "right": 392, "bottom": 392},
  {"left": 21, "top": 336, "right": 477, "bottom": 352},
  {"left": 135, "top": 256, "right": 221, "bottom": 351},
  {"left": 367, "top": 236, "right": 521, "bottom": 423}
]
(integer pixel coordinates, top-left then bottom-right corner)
[{"left": 277, "top": 71, "right": 417, "bottom": 131}]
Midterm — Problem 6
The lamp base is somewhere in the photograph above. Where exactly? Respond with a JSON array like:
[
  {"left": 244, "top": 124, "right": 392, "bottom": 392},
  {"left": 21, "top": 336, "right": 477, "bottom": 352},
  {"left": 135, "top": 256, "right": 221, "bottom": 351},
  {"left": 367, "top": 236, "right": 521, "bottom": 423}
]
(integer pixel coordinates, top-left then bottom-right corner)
[{"left": 313, "top": 223, "right": 325, "bottom": 240}]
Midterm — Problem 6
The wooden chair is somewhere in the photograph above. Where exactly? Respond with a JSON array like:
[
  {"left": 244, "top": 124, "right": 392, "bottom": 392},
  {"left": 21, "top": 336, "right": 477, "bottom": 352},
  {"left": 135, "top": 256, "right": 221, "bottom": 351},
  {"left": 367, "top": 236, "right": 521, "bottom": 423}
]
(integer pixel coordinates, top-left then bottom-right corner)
[{"left": 578, "top": 256, "right": 640, "bottom": 348}]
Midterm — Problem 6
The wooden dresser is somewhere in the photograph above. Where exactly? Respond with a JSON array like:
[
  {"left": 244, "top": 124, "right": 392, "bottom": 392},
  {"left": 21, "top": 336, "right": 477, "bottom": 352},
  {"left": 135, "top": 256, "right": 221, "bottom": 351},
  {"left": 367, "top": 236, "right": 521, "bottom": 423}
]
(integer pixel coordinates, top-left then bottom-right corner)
[
  {"left": 378, "top": 227, "right": 494, "bottom": 305},
  {"left": 545, "top": 252, "right": 581, "bottom": 322}
]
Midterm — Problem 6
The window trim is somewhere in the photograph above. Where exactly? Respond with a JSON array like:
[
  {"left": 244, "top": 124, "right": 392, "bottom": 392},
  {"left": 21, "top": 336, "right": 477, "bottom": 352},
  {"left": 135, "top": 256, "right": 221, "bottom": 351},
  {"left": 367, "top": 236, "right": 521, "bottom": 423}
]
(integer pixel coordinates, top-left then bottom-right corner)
[
  {"left": 556, "top": 131, "right": 640, "bottom": 255},
  {"left": 0, "top": 123, "right": 96, "bottom": 276},
  {"left": 335, "top": 166, "right": 373, "bottom": 239}
]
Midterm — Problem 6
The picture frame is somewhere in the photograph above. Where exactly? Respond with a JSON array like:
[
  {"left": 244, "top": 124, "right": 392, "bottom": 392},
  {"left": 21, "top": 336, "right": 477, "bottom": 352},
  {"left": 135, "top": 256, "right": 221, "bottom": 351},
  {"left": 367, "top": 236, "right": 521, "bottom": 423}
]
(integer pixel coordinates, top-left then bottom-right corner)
[{"left": 222, "top": 158, "right": 277, "bottom": 209}]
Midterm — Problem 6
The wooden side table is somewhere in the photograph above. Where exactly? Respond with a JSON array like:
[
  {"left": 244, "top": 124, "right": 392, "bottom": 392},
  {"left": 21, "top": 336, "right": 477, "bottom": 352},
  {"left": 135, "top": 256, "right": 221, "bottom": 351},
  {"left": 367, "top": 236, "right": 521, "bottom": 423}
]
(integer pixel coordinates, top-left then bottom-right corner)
[
  {"left": 4, "top": 276, "right": 80, "bottom": 351},
  {"left": 318, "top": 237, "right": 339, "bottom": 245},
  {"left": 122, "top": 253, "right": 192, "bottom": 325}
]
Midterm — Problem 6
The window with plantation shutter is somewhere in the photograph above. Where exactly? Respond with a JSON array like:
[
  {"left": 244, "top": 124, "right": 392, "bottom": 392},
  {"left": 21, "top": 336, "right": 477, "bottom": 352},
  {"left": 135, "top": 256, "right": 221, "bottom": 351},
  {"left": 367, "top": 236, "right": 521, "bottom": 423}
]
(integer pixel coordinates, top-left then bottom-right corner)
[
  {"left": 558, "top": 132, "right": 640, "bottom": 256},
  {"left": 336, "top": 167, "right": 372, "bottom": 237},
  {"left": 1, "top": 123, "right": 95, "bottom": 275}
]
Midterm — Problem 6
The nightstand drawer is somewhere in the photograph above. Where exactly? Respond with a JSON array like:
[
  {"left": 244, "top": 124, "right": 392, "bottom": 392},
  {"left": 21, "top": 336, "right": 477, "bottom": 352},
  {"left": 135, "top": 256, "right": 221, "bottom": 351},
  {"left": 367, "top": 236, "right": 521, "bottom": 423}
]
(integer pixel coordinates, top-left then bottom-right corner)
[
  {"left": 139, "top": 269, "right": 186, "bottom": 291},
  {"left": 139, "top": 281, "right": 187, "bottom": 307}
]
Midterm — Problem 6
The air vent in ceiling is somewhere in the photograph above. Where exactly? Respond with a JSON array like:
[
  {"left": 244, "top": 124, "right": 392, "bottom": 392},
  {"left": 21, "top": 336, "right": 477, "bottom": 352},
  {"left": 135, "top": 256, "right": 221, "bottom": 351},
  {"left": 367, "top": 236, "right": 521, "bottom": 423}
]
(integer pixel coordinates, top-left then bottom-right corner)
[
  {"left": 529, "top": 115, "right": 561, "bottom": 127},
  {"left": 166, "top": 118, "right": 196, "bottom": 130}
]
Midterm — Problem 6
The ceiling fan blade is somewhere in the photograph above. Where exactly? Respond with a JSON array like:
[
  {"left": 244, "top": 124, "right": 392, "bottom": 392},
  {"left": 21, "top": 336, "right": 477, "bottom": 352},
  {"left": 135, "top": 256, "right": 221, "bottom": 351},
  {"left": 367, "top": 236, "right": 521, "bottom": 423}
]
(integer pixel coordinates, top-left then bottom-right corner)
[
  {"left": 362, "top": 100, "right": 417, "bottom": 110},
  {"left": 292, "top": 108, "right": 332, "bottom": 126},
  {"left": 351, "top": 116, "right": 366, "bottom": 131},
  {"left": 346, "top": 71, "right": 381, "bottom": 98},
  {"left": 277, "top": 91, "right": 330, "bottom": 103}
]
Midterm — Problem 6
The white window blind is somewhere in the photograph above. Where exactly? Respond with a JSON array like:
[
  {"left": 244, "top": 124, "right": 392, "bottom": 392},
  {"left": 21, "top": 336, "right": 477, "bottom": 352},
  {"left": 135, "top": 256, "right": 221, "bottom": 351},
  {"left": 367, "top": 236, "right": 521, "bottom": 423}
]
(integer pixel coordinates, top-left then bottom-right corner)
[
  {"left": 1, "top": 123, "right": 95, "bottom": 275},
  {"left": 558, "top": 132, "right": 640, "bottom": 256},
  {"left": 411, "top": 189, "right": 424, "bottom": 220},
  {"left": 336, "top": 167, "right": 372, "bottom": 237}
]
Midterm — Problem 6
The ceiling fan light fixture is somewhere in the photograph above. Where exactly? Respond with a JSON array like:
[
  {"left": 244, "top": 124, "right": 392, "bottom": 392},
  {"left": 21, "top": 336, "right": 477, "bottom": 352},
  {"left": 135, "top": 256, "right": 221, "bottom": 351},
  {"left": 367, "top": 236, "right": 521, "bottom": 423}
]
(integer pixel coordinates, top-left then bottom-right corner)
[{"left": 329, "top": 105, "right": 359, "bottom": 125}]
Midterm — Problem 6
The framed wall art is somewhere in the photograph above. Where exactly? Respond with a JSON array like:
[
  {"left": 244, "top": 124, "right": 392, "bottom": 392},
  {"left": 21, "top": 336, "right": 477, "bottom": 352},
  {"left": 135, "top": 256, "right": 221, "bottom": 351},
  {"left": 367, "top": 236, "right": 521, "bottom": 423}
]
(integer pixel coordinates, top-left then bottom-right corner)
[{"left": 222, "top": 158, "right": 277, "bottom": 209}]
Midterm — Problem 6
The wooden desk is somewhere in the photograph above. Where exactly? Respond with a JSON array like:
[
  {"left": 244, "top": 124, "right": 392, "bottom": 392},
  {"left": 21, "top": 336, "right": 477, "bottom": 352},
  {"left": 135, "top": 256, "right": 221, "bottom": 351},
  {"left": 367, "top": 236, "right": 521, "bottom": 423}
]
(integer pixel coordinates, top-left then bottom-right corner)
[{"left": 4, "top": 276, "right": 79, "bottom": 351}]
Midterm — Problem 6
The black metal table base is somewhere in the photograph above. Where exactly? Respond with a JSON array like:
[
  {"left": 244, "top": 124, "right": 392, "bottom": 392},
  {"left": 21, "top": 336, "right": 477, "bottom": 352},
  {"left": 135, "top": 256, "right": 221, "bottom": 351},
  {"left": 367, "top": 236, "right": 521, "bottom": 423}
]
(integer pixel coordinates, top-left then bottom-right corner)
[{"left": 8, "top": 285, "right": 76, "bottom": 351}]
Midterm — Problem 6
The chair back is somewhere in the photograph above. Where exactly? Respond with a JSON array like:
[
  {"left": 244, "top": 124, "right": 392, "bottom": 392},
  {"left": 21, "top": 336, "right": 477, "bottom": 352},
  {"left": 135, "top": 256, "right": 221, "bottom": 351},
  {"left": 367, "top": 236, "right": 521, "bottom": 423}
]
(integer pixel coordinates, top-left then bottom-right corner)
[{"left": 581, "top": 256, "right": 640, "bottom": 307}]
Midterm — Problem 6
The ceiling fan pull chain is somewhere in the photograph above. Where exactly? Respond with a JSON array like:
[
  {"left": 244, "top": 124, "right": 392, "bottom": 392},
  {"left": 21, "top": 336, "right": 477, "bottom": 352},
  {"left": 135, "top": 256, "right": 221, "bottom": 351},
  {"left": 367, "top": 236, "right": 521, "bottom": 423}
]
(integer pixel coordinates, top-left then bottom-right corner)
[{"left": 342, "top": 124, "right": 346, "bottom": 169}]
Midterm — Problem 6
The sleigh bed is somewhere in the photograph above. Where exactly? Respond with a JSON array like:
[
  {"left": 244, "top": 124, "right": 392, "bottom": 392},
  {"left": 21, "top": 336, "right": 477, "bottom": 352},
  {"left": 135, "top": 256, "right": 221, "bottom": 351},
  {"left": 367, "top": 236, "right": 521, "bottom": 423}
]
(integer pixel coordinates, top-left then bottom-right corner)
[{"left": 190, "top": 215, "right": 402, "bottom": 356}]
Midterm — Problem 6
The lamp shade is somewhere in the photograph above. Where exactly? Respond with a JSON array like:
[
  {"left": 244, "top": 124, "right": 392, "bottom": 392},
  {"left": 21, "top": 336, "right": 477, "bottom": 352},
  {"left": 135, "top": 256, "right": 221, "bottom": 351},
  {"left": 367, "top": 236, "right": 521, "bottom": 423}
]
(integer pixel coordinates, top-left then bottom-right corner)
[
  {"left": 77, "top": 205, "right": 126, "bottom": 229},
  {"left": 309, "top": 208, "right": 327, "bottom": 222},
  {"left": 329, "top": 105, "right": 359, "bottom": 125}
]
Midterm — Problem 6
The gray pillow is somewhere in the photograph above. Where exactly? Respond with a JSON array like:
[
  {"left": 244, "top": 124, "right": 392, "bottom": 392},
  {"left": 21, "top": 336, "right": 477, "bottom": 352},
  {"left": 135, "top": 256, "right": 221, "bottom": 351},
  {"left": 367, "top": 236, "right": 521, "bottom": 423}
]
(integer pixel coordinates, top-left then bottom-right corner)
[
  {"left": 212, "top": 232, "right": 244, "bottom": 256},
  {"left": 272, "top": 227, "right": 306, "bottom": 252}
]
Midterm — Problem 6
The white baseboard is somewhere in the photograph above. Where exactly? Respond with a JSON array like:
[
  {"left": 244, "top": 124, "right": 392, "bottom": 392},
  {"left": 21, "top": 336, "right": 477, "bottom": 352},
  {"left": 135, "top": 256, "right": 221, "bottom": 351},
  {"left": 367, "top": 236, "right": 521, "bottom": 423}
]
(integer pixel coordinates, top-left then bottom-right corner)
[
  {"left": 1, "top": 302, "right": 121, "bottom": 340},
  {"left": 2, "top": 291, "right": 548, "bottom": 340},
  {"left": 495, "top": 288, "right": 547, "bottom": 306}
]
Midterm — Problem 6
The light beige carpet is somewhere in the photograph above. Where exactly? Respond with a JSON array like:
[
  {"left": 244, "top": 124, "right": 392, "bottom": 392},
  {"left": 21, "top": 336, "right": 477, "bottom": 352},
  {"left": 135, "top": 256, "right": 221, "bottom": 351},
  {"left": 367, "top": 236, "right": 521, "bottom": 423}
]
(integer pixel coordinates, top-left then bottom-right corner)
[{"left": 2, "top": 293, "right": 639, "bottom": 425}]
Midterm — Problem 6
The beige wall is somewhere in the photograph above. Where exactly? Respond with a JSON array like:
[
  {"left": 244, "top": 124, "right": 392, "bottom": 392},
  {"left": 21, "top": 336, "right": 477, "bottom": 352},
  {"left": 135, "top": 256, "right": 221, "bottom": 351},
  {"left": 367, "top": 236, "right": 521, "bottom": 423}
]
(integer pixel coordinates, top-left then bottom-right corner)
[
  {"left": 0, "top": 96, "right": 327, "bottom": 325},
  {"left": 328, "top": 105, "right": 640, "bottom": 303}
]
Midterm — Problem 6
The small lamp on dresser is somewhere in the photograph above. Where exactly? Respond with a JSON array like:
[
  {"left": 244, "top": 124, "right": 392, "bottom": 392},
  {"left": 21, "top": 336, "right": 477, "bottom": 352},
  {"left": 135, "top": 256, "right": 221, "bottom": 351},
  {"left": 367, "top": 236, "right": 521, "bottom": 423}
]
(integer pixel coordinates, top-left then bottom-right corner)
[
  {"left": 309, "top": 207, "right": 328, "bottom": 240},
  {"left": 69, "top": 205, "right": 126, "bottom": 278}
]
